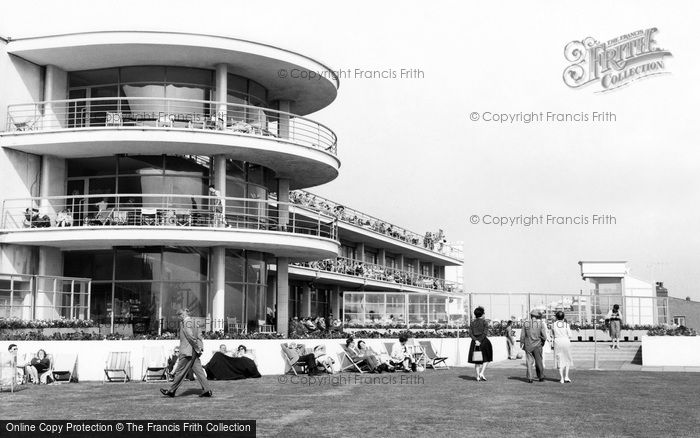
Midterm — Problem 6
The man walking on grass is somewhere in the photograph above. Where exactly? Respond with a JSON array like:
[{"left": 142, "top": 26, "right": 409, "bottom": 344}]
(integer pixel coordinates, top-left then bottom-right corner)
[
  {"left": 160, "top": 308, "right": 212, "bottom": 398},
  {"left": 520, "top": 310, "right": 547, "bottom": 383}
]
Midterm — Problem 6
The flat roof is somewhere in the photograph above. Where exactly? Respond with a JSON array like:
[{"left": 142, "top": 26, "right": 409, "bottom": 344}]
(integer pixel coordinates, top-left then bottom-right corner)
[{"left": 6, "top": 31, "right": 338, "bottom": 115}]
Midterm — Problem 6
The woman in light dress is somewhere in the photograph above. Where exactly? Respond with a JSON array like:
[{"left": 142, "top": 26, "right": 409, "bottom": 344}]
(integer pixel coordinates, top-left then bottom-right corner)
[{"left": 551, "top": 311, "right": 573, "bottom": 384}]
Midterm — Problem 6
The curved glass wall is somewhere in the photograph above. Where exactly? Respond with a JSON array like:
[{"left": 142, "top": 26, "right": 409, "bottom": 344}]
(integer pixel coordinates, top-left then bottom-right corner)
[
  {"left": 66, "top": 156, "right": 276, "bottom": 222},
  {"left": 64, "top": 248, "right": 268, "bottom": 334}
]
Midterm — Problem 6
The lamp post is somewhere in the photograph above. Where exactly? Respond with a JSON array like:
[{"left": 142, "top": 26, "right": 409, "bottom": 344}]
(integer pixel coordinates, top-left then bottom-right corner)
[{"left": 591, "top": 293, "right": 601, "bottom": 370}]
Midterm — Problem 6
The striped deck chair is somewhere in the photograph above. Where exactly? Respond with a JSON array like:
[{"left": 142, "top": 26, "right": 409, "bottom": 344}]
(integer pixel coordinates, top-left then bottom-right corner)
[
  {"left": 103, "top": 352, "right": 131, "bottom": 383},
  {"left": 141, "top": 346, "right": 167, "bottom": 382},
  {"left": 52, "top": 353, "right": 78, "bottom": 382},
  {"left": 419, "top": 341, "right": 449, "bottom": 370},
  {"left": 383, "top": 342, "right": 408, "bottom": 371},
  {"left": 339, "top": 345, "right": 369, "bottom": 373}
]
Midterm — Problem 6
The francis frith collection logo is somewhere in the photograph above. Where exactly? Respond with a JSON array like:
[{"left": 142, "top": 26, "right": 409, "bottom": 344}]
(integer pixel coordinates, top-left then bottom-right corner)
[{"left": 563, "top": 28, "right": 672, "bottom": 92}]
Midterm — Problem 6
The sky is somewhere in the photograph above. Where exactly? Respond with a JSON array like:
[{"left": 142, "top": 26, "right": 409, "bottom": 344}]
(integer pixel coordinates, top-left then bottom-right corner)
[{"left": 2, "top": 0, "right": 700, "bottom": 300}]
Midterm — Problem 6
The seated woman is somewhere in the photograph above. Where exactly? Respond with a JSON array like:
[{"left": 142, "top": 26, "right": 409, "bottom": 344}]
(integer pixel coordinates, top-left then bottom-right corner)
[
  {"left": 205, "top": 345, "right": 261, "bottom": 380},
  {"left": 25, "top": 349, "right": 51, "bottom": 384},
  {"left": 357, "top": 340, "right": 392, "bottom": 373}
]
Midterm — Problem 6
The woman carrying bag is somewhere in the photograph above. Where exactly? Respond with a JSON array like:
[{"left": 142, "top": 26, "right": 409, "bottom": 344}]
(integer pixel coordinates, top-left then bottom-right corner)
[{"left": 468, "top": 306, "right": 493, "bottom": 381}]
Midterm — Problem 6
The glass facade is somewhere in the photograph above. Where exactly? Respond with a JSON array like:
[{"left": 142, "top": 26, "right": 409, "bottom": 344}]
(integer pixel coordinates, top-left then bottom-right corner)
[
  {"left": 343, "top": 292, "right": 463, "bottom": 328},
  {"left": 63, "top": 248, "right": 267, "bottom": 334}
]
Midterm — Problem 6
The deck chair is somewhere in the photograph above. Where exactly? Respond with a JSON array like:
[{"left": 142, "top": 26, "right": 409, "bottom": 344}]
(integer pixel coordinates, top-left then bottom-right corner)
[
  {"left": 89, "top": 208, "right": 114, "bottom": 225},
  {"left": 112, "top": 210, "right": 128, "bottom": 225},
  {"left": 383, "top": 342, "right": 408, "bottom": 371},
  {"left": 339, "top": 345, "right": 369, "bottom": 373},
  {"left": 281, "top": 343, "right": 308, "bottom": 376},
  {"left": 1, "top": 352, "right": 26, "bottom": 392},
  {"left": 52, "top": 353, "right": 78, "bottom": 382},
  {"left": 37, "top": 354, "right": 55, "bottom": 384},
  {"left": 141, "top": 346, "right": 167, "bottom": 382},
  {"left": 103, "top": 352, "right": 131, "bottom": 383},
  {"left": 419, "top": 341, "right": 449, "bottom": 370},
  {"left": 175, "top": 209, "right": 192, "bottom": 226},
  {"left": 407, "top": 340, "right": 427, "bottom": 368},
  {"left": 140, "top": 208, "right": 157, "bottom": 225}
]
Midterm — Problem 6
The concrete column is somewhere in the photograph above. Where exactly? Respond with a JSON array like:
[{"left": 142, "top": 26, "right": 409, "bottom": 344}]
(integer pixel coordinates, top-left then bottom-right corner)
[
  {"left": 214, "top": 155, "right": 226, "bottom": 224},
  {"left": 43, "top": 65, "right": 68, "bottom": 128},
  {"left": 277, "top": 100, "right": 291, "bottom": 139},
  {"left": 211, "top": 247, "right": 225, "bottom": 331},
  {"left": 276, "top": 257, "right": 289, "bottom": 336},
  {"left": 302, "top": 284, "right": 312, "bottom": 317},
  {"left": 39, "top": 155, "right": 66, "bottom": 217},
  {"left": 215, "top": 64, "right": 228, "bottom": 126},
  {"left": 356, "top": 243, "right": 365, "bottom": 262},
  {"left": 36, "top": 247, "right": 63, "bottom": 319},
  {"left": 332, "top": 285, "right": 341, "bottom": 317},
  {"left": 397, "top": 254, "right": 405, "bottom": 271},
  {"left": 378, "top": 249, "right": 386, "bottom": 267},
  {"left": 277, "top": 178, "right": 290, "bottom": 230}
]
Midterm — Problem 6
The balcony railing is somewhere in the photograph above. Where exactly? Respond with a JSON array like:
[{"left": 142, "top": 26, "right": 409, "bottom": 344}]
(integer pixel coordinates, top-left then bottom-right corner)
[
  {"left": 5, "top": 97, "right": 337, "bottom": 155},
  {"left": 289, "top": 191, "right": 464, "bottom": 260},
  {"left": 0, "top": 194, "right": 337, "bottom": 240},
  {"left": 292, "top": 256, "right": 463, "bottom": 293}
]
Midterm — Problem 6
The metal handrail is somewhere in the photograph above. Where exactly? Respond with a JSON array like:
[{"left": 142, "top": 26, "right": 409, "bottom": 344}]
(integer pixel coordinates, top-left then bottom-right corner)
[
  {"left": 289, "top": 190, "right": 464, "bottom": 260},
  {"left": 292, "top": 255, "right": 463, "bottom": 293},
  {"left": 4, "top": 96, "right": 337, "bottom": 155},
  {"left": 0, "top": 193, "right": 337, "bottom": 241}
]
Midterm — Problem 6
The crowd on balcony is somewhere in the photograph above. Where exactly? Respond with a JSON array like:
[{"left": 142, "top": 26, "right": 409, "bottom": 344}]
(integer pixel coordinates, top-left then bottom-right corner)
[
  {"left": 293, "top": 258, "right": 458, "bottom": 293},
  {"left": 289, "top": 315, "right": 342, "bottom": 337},
  {"left": 289, "top": 191, "right": 451, "bottom": 253}
]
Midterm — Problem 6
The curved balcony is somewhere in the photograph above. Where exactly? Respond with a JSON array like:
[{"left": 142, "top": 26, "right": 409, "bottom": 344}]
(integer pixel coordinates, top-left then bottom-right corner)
[
  {"left": 6, "top": 31, "right": 339, "bottom": 115},
  {"left": 0, "top": 194, "right": 339, "bottom": 261},
  {"left": 289, "top": 191, "right": 464, "bottom": 263},
  {"left": 292, "top": 256, "right": 463, "bottom": 294},
  {"left": 1, "top": 98, "right": 339, "bottom": 189}
]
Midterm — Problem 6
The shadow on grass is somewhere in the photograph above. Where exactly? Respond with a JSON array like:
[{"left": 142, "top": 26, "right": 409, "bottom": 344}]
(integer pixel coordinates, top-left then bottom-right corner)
[{"left": 457, "top": 375, "right": 478, "bottom": 381}]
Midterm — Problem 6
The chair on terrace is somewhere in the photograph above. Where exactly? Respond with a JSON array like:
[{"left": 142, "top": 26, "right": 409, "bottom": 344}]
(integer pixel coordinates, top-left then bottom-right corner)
[
  {"left": 419, "top": 341, "right": 449, "bottom": 370},
  {"left": 227, "top": 317, "right": 245, "bottom": 334},
  {"left": 339, "top": 345, "right": 369, "bottom": 373},
  {"left": 52, "top": 353, "right": 78, "bottom": 383},
  {"left": 103, "top": 352, "right": 131, "bottom": 383},
  {"left": 281, "top": 343, "right": 308, "bottom": 376},
  {"left": 141, "top": 346, "right": 167, "bottom": 383}
]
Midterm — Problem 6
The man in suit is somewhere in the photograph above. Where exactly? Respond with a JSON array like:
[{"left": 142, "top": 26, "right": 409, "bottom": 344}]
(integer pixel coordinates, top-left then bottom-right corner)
[
  {"left": 520, "top": 310, "right": 547, "bottom": 383},
  {"left": 160, "top": 308, "right": 212, "bottom": 397}
]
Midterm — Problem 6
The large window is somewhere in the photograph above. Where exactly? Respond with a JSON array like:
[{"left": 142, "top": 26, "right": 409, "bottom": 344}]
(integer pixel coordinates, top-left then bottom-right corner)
[
  {"left": 63, "top": 248, "right": 268, "bottom": 334},
  {"left": 66, "top": 155, "right": 273, "bottom": 200},
  {"left": 343, "top": 292, "right": 463, "bottom": 328}
]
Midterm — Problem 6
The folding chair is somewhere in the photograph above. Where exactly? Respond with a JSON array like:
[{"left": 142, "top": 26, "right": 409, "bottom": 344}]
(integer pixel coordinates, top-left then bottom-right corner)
[
  {"left": 112, "top": 210, "right": 128, "bottom": 225},
  {"left": 103, "top": 352, "right": 131, "bottom": 383},
  {"left": 281, "top": 344, "right": 308, "bottom": 376},
  {"left": 0, "top": 352, "right": 24, "bottom": 392},
  {"left": 36, "top": 354, "right": 55, "bottom": 384},
  {"left": 175, "top": 209, "right": 192, "bottom": 226},
  {"left": 140, "top": 208, "right": 157, "bottom": 225},
  {"left": 407, "top": 340, "right": 427, "bottom": 368},
  {"left": 339, "top": 345, "right": 369, "bottom": 373},
  {"left": 383, "top": 342, "right": 408, "bottom": 371},
  {"left": 52, "top": 353, "right": 78, "bottom": 382},
  {"left": 419, "top": 341, "right": 449, "bottom": 370},
  {"left": 141, "top": 346, "right": 167, "bottom": 382}
]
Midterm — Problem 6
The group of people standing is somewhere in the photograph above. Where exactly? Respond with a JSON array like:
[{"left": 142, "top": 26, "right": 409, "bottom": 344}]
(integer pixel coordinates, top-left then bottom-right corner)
[{"left": 468, "top": 307, "right": 574, "bottom": 384}]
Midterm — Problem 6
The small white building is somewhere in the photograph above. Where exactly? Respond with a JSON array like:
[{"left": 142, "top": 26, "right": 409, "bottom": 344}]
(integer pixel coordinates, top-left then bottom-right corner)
[{"left": 578, "top": 261, "right": 657, "bottom": 325}]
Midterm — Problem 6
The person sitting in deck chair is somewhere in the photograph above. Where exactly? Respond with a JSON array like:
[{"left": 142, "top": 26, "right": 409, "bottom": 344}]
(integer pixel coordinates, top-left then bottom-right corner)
[{"left": 391, "top": 335, "right": 417, "bottom": 372}]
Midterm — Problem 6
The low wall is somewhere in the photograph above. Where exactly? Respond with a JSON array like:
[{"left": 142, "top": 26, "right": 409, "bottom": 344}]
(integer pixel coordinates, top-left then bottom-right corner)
[
  {"left": 642, "top": 336, "right": 700, "bottom": 366},
  {"left": 1, "top": 337, "right": 508, "bottom": 381}
]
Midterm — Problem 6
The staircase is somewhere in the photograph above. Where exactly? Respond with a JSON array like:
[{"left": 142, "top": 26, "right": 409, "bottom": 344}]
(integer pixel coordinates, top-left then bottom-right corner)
[
  {"left": 546, "top": 341, "right": 641, "bottom": 368},
  {"left": 491, "top": 341, "right": 642, "bottom": 370}
]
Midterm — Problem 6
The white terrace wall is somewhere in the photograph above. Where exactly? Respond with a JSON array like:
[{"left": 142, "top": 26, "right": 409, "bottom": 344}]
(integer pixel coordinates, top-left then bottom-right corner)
[
  {"left": 642, "top": 336, "right": 700, "bottom": 366},
  {"left": 2, "top": 337, "right": 508, "bottom": 382}
]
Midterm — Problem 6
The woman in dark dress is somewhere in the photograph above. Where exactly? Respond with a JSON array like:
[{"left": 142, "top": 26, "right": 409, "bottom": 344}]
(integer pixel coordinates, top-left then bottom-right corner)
[
  {"left": 606, "top": 304, "right": 622, "bottom": 350},
  {"left": 468, "top": 306, "right": 493, "bottom": 381},
  {"left": 25, "top": 349, "right": 50, "bottom": 384}
]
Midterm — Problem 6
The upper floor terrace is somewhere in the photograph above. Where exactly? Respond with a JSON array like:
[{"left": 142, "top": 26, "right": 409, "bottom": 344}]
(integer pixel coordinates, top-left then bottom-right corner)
[
  {"left": 0, "top": 194, "right": 339, "bottom": 261},
  {"left": 289, "top": 191, "right": 464, "bottom": 264},
  {"left": 1, "top": 97, "right": 339, "bottom": 189}
]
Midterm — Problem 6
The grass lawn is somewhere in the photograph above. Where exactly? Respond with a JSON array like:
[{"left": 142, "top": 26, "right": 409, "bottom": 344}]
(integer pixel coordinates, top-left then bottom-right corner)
[{"left": 3, "top": 368, "right": 699, "bottom": 437}]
